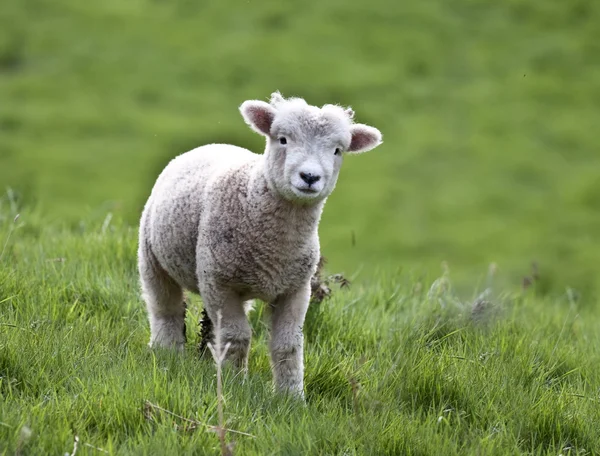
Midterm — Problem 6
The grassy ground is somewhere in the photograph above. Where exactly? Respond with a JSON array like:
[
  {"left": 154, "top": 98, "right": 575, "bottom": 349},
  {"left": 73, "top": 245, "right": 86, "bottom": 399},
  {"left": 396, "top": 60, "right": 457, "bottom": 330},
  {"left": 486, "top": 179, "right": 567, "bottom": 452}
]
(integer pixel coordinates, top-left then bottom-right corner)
[
  {"left": 1, "top": 204, "right": 599, "bottom": 455},
  {"left": 2, "top": 0, "right": 600, "bottom": 454}
]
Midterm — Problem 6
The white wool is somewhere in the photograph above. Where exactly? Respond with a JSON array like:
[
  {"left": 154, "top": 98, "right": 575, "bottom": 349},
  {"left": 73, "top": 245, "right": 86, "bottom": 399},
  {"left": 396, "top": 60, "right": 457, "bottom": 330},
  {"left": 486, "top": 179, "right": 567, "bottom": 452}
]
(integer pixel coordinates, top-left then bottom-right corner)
[{"left": 138, "top": 92, "right": 382, "bottom": 396}]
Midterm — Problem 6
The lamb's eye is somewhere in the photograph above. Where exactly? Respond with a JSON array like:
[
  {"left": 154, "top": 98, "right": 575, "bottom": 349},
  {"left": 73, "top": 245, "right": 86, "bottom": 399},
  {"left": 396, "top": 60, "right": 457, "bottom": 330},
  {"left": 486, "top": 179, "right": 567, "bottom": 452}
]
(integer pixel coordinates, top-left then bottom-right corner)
[
  {"left": 279, "top": 137, "right": 287, "bottom": 145},
  {"left": 334, "top": 148, "right": 341, "bottom": 156}
]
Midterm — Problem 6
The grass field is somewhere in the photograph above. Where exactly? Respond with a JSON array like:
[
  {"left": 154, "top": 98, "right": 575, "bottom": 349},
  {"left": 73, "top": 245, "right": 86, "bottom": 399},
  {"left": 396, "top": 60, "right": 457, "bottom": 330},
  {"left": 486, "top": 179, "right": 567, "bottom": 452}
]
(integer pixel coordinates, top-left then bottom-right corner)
[
  {"left": 1, "top": 205, "right": 599, "bottom": 455},
  {"left": 2, "top": 0, "right": 600, "bottom": 454}
]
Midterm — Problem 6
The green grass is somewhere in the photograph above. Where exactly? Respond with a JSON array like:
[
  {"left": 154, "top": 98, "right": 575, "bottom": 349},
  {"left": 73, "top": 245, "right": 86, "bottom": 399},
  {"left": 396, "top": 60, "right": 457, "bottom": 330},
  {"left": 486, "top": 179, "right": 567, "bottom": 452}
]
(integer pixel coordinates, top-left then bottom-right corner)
[
  {"left": 2, "top": 0, "right": 600, "bottom": 453},
  {"left": 1, "top": 204, "right": 600, "bottom": 455}
]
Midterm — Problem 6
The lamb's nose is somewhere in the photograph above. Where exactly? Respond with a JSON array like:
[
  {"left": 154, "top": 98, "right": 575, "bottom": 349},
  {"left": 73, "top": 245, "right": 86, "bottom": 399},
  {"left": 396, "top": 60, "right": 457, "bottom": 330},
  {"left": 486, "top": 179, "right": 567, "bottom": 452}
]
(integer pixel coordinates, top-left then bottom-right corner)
[{"left": 299, "top": 172, "right": 321, "bottom": 185}]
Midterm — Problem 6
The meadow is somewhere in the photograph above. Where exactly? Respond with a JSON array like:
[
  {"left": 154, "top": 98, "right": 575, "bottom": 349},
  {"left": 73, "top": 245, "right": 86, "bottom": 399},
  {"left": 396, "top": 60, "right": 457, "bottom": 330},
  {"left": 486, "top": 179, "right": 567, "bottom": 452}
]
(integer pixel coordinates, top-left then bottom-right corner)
[{"left": 1, "top": 0, "right": 600, "bottom": 454}]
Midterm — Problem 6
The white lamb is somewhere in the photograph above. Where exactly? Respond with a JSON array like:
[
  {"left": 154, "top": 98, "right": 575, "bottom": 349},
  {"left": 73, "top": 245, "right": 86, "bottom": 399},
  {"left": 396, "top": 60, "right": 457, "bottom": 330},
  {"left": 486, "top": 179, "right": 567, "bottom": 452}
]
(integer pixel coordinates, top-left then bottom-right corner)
[{"left": 138, "top": 92, "right": 382, "bottom": 395}]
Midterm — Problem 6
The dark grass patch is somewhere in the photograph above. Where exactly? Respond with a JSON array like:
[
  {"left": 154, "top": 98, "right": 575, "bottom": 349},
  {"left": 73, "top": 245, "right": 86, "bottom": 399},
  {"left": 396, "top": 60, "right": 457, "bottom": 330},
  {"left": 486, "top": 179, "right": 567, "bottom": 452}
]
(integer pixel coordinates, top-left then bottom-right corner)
[{"left": 517, "top": 407, "right": 593, "bottom": 454}]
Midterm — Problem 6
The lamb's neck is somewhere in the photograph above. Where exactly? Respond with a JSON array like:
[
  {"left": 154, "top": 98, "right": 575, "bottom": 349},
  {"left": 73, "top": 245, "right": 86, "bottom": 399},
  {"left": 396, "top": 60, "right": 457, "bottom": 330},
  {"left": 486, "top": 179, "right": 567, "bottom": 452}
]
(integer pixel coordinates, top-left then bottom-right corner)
[{"left": 247, "top": 159, "right": 325, "bottom": 234}]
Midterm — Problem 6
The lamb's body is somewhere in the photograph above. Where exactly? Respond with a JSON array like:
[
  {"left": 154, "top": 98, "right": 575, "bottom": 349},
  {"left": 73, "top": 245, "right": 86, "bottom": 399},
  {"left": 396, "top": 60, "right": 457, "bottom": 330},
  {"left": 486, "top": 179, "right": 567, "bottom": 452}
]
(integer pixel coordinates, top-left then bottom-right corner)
[
  {"left": 141, "top": 144, "right": 321, "bottom": 303},
  {"left": 139, "top": 93, "right": 382, "bottom": 395}
]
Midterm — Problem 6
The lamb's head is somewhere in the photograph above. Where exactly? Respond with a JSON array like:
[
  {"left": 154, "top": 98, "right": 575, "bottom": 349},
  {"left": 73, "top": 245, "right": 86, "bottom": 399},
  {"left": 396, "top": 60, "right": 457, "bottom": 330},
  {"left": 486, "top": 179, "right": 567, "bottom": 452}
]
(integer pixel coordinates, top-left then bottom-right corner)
[{"left": 240, "top": 92, "right": 382, "bottom": 205}]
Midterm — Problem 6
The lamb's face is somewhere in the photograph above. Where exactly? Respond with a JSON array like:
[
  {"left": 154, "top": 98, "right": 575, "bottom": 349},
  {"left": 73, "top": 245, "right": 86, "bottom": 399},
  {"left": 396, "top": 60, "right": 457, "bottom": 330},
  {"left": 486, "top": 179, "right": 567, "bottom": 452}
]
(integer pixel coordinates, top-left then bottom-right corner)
[
  {"left": 240, "top": 93, "right": 383, "bottom": 205},
  {"left": 264, "top": 105, "right": 348, "bottom": 203}
]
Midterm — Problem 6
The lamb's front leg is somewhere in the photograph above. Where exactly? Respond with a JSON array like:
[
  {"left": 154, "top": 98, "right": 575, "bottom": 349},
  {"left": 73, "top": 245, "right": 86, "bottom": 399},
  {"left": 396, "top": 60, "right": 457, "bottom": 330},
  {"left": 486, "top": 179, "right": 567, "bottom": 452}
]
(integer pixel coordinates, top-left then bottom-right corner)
[
  {"left": 269, "top": 282, "right": 311, "bottom": 396},
  {"left": 201, "top": 285, "right": 251, "bottom": 371}
]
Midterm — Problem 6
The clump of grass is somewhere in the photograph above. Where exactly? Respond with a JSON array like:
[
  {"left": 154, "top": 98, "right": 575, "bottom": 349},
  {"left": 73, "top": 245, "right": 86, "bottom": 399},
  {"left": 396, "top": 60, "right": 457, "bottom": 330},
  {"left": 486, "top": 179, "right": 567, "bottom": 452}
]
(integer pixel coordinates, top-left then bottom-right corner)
[{"left": 310, "top": 256, "right": 351, "bottom": 305}]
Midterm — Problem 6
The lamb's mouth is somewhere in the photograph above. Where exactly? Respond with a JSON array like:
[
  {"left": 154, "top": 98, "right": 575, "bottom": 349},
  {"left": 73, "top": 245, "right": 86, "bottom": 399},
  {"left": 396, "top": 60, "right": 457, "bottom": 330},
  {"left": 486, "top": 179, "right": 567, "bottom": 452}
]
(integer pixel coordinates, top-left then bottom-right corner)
[{"left": 295, "top": 187, "right": 319, "bottom": 195}]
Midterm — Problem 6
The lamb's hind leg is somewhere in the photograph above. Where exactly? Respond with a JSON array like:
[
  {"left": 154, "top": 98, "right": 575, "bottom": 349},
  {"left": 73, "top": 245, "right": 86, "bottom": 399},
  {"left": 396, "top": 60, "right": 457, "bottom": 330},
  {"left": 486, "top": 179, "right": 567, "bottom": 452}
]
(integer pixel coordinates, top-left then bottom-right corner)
[{"left": 139, "top": 242, "right": 186, "bottom": 349}]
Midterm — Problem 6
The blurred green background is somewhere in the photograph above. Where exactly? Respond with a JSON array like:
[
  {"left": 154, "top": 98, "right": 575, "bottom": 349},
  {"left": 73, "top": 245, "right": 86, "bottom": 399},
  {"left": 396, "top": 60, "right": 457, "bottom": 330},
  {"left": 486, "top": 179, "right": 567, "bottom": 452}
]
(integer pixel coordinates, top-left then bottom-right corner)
[{"left": 1, "top": 0, "right": 599, "bottom": 296}]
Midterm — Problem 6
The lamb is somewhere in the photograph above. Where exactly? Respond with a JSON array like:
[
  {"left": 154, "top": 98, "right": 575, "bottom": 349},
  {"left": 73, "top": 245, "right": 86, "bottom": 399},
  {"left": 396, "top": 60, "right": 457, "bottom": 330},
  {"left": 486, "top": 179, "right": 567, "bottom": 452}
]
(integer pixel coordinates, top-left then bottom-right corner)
[{"left": 138, "top": 92, "right": 382, "bottom": 395}]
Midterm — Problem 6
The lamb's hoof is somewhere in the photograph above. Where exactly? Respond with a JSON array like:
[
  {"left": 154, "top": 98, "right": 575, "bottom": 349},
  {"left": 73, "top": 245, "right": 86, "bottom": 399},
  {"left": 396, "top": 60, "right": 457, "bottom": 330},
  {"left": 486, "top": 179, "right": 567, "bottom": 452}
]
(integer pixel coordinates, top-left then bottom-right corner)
[{"left": 275, "top": 384, "right": 305, "bottom": 401}]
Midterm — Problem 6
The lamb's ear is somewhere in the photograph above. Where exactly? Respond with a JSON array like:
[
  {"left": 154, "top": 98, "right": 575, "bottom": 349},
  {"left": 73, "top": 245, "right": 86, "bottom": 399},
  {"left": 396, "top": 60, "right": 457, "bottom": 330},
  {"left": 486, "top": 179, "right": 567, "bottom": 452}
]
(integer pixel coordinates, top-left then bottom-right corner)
[
  {"left": 239, "top": 100, "right": 276, "bottom": 136},
  {"left": 347, "top": 124, "right": 383, "bottom": 154}
]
